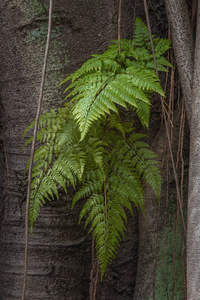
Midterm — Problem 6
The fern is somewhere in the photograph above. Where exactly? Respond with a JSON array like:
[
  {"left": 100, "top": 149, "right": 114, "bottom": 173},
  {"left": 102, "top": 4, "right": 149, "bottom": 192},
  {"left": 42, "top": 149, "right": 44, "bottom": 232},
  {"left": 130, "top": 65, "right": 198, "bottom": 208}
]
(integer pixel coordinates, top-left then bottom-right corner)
[
  {"left": 24, "top": 106, "right": 86, "bottom": 232},
  {"left": 61, "top": 18, "right": 171, "bottom": 139},
  {"left": 71, "top": 124, "right": 162, "bottom": 277},
  {"left": 23, "top": 18, "right": 171, "bottom": 277}
]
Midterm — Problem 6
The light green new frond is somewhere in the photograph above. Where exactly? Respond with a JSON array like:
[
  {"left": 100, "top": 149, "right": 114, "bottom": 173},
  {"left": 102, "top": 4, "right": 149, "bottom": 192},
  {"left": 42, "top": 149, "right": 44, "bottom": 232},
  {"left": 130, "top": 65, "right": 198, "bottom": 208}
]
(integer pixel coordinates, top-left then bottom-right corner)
[
  {"left": 60, "top": 18, "right": 170, "bottom": 139},
  {"left": 107, "top": 81, "right": 138, "bottom": 108},
  {"left": 72, "top": 57, "right": 102, "bottom": 81},
  {"left": 101, "top": 87, "right": 127, "bottom": 108},
  {"left": 71, "top": 65, "right": 163, "bottom": 139},
  {"left": 70, "top": 56, "right": 121, "bottom": 82},
  {"left": 126, "top": 68, "right": 165, "bottom": 96}
]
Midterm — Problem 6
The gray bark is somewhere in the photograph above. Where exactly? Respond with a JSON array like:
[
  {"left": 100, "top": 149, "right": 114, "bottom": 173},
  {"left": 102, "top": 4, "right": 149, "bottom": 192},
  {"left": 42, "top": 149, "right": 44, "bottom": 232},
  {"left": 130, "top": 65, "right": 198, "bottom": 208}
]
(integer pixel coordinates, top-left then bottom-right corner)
[
  {"left": 133, "top": 106, "right": 189, "bottom": 300},
  {"left": 133, "top": 126, "right": 165, "bottom": 300},
  {"left": 133, "top": 189, "right": 160, "bottom": 300},
  {"left": 187, "top": 1, "right": 200, "bottom": 298},
  {"left": 0, "top": 1, "right": 139, "bottom": 299},
  {"left": 165, "top": 0, "right": 200, "bottom": 299},
  {"left": 165, "top": 0, "right": 194, "bottom": 125}
]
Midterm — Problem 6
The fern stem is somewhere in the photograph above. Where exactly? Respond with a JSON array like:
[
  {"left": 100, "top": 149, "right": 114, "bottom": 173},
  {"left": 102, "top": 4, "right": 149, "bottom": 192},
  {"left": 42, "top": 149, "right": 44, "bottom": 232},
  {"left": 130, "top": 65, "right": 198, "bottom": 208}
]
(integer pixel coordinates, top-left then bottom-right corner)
[
  {"left": 79, "top": 75, "right": 115, "bottom": 140},
  {"left": 22, "top": 1, "right": 53, "bottom": 299}
]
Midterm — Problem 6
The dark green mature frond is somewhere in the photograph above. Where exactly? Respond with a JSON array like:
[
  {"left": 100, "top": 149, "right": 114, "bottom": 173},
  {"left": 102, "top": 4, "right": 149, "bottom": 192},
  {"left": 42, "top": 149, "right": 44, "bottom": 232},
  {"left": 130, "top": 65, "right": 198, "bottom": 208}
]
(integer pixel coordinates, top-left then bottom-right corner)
[
  {"left": 108, "top": 114, "right": 126, "bottom": 137},
  {"left": 77, "top": 193, "right": 128, "bottom": 278},
  {"left": 153, "top": 38, "right": 171, "bottom": 56},
  {"left": 23, "top": 106, "right": 87, "bottom": 232},
  {"left": 122, "top": 133, "right": 162, "bottom": 201},
  {"left": 104, "top": 130, "right": 162, "bottom": 202},
  {"left": 29, "top": 145, "right": 86, "bottom": 232},
  {"left": 134, "top": 17, "right": 151, "bottom": 47},
  {"left": 72, "top": 128, "right": 162, "bottom": 277}
]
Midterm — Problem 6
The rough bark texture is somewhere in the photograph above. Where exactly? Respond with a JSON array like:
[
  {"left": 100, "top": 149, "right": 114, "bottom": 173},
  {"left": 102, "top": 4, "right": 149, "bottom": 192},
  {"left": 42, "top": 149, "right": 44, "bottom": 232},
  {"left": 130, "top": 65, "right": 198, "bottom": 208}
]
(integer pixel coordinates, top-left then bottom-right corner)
[
  {"left": 0, "top": 1, "right": 139, "bottom": 299},
  {"left": 132, "top": 3, "right": 190, "bottom": 298},
  {"left": 187, "top": 2, "right": 200, "bottom": 299},
  {"left": 0, "top": 1, "right": 190, "bottom": 299},
  {"left": 164, "top": 0, "right": 200, "bottom": 298},
  {"left": 134, "top": 107, "right": 189, "bottom": 300},
  {"left": 165, "top": 0, "right": 194, "bottom": 125},
  {"left": 133, "top": 127, "right": 165, "bottom": 300}
]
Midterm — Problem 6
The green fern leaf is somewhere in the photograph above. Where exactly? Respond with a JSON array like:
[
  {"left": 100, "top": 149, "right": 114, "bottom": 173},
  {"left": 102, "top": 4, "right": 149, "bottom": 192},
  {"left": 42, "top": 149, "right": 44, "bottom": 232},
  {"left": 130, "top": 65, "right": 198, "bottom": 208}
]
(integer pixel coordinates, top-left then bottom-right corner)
[
  {"left": 134, "top": 17, "right": 151, "bottom": 47},
  {"left": 24, "top": 18, "right": 169, "bottom": 276}
]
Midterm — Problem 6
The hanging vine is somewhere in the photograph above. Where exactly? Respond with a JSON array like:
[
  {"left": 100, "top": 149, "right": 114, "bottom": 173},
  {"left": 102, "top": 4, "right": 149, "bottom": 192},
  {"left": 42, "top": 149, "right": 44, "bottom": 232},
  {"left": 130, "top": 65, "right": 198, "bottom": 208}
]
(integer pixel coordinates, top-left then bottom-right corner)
[{"left": 21, "top": 1, "right": 53, "bottom": 299}]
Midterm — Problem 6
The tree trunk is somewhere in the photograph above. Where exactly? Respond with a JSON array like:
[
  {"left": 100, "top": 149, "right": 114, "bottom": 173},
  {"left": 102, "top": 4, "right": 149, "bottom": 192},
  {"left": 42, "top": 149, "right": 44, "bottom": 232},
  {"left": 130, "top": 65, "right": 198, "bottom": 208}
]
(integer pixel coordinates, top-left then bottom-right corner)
[
  {"left": 187, "top": 1, "right": 200, "bottom": 298},
  {"left": 133, "top": 107, "right": 189, "bottom": 300},
  {"left": 133, "top": 126, "right": 165, "bottom": 300},
  {"left": 164, "top": 0, "right": 194, "bottom": 125},
  {"left": 0, "top": 1, "right": 139, "bottom": 299},
  {"left": 133, "top": 1, "right": 189, "bottom": 298},
  {"left": 164, "top": 0, "right": 200, "bottom": 298}
]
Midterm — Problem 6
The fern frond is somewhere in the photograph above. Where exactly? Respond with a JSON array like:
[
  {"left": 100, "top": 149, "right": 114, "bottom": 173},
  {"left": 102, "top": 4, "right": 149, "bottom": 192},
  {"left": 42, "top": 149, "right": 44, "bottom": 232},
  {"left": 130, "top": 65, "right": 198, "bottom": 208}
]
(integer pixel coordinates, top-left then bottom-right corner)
[
  {"left": 153, "top": 38, "right": 171, "bottom": 56},
  {"left": 146, "top": 57, "right": 173, "bottom": 72},
  {"left": 70, "top": 65, "right": 164, "bottom": 139},
  {"left": 60, "top": 18, "right": 170, "bottom": 139},
  {"left": 125, "top": 68, "right": 165, "bottom": 96},
  {"left": 127, "top": 133, "right": 162, "bottom": 201},
  {"left": 105, "top": 131, "right": 162, "bottom": 202},
  {"left": 23, "top": 107, "right": 88, "bottom": 232},
  {"left": 29, "top": 147, "right": 85, "bottom": 232},
  {"left": 24, "top": 18, "right": 168, "bottom": 277},
  {"left": 78, "top": 193, "right": 128, "bottom": 279},
  {"left": 108, "top": 114, "right": 126, "bottom": 137},
  {"left": 134, "top": 17, "right": 151, "bottom": 47}
]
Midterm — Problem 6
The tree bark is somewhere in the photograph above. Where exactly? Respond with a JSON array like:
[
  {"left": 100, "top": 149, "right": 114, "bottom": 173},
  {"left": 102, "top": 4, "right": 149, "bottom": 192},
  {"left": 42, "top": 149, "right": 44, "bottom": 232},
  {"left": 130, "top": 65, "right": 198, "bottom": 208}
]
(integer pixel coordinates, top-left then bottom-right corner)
[
  {"left": 187, "top": 1, "right": 200, "bottom": 298},
  {"left": 0, "top": 1, "right": 139, "bottom": 299},
  {"left": 164, "top": 0, "right": 194, "bottom": 125},
  {"left": 133, "top": 127, "right": 164, "bottom": 300},
  {"left": 133, "top": 106, "right": 189, "bottom": 299},
  {"left": 164, "top": 0, "right": 200, "bottom": 298},
  {"left": 0, "top": 1, "right": 112, "bottom": 299}
]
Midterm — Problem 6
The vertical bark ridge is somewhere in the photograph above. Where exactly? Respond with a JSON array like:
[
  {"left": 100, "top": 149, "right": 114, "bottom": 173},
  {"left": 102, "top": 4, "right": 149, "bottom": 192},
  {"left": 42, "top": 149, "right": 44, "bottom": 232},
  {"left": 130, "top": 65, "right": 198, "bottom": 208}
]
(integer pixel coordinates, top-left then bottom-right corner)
[
  {"left": 187, "top": 1, "right": 200, "bottom": 298},
  {"left": 165, "top": 0, "right": 194, "bottom": 125}
]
